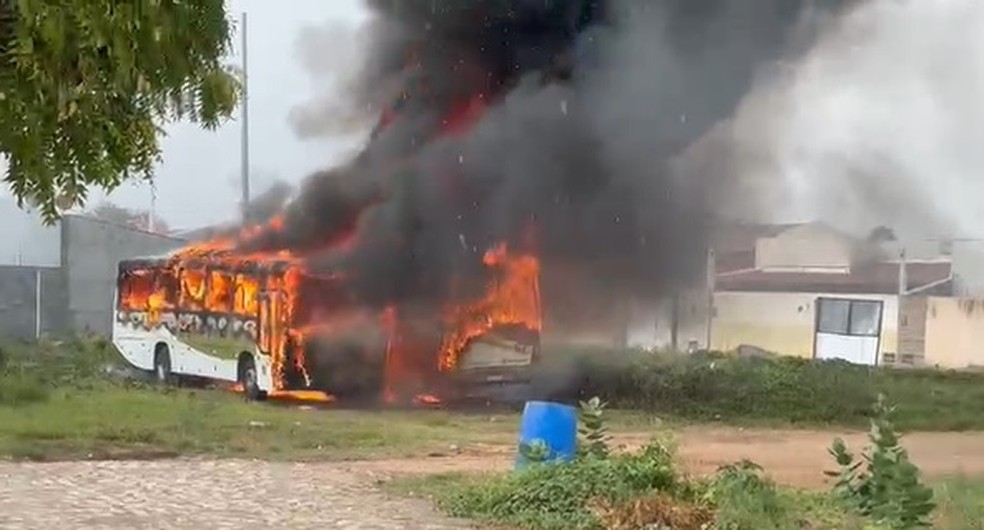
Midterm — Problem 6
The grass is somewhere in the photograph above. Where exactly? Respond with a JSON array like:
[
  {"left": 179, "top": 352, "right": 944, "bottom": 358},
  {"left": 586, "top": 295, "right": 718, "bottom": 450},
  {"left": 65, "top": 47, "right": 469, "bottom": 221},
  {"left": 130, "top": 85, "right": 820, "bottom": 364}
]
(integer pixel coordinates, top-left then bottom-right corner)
[
  {"left": 0, "top": 338, "right": 665, "bottom": 462},
  {"left": 6, "top": 337, "right": 984, "bottom": 462},
  {"left": 390, "top": 471, "right": 984, "bottom": 529},
  {"left": 0, "top": 385, "right": 517, "bottom": 461},
  {"left": 0, "top": 383, "right": 669, "bottom": 462}
]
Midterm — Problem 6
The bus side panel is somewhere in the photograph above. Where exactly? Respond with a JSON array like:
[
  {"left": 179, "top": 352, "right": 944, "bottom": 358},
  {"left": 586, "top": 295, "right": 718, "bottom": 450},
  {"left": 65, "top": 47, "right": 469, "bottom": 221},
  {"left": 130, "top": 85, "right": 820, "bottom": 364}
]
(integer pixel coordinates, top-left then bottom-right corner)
[
  {"left": 112, "top": 315, "right": 157, "bottom": 371},
  {"left": 112, "top": 317, "right": 274, "bottom": 391}
]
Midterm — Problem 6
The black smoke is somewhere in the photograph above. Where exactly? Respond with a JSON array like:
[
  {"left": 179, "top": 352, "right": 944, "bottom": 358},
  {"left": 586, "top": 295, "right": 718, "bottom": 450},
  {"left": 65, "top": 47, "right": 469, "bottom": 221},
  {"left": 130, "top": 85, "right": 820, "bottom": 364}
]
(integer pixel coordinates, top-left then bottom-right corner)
[{"left": 251, "top": 0, "right": 861, "bottom": 317}]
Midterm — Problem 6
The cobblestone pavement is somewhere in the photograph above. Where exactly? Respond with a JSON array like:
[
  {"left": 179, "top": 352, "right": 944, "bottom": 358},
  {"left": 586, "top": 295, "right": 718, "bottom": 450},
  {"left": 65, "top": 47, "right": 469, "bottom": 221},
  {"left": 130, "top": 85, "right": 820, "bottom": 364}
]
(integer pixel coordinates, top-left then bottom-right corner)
[{"left": 0, "top": 459, "right": 472, "bottom": 530}]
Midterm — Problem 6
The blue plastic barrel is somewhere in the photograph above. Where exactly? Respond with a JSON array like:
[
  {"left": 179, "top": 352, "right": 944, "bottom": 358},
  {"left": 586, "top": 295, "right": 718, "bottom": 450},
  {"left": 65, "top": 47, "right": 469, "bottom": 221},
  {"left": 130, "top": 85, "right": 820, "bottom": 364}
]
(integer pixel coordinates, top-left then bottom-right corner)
[{"left": 515, "top": 400, "right": 577, "bottom": 470}]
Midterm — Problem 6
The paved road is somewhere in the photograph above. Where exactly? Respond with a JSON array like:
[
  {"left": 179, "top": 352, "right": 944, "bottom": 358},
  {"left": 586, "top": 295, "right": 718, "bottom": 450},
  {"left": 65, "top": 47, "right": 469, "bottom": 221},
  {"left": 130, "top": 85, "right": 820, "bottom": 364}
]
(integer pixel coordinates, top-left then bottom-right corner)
[{"left": 0, "top": 460, "right": 470, "bottom": 530}]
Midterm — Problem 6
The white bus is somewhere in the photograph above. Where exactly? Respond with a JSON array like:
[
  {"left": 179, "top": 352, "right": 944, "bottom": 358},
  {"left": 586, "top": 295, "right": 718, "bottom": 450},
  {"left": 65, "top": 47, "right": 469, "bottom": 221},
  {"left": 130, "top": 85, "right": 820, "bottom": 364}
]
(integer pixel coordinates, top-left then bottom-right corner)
[{"left": 111, "top": 252, "right": 541, "bottom": 403}]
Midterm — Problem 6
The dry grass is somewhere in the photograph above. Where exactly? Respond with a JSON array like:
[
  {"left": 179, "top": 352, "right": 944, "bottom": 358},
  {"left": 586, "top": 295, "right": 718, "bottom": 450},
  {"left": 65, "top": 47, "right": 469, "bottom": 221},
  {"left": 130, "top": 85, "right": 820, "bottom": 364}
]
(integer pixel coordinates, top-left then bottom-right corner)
[{"left": 590, "top": 494, "right": 715, "bottom": 530}]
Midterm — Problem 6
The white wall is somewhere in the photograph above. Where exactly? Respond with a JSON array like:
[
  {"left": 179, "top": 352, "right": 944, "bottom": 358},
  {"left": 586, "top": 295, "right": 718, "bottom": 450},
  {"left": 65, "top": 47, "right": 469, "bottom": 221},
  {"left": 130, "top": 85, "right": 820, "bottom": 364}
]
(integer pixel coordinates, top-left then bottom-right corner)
[{"left": 710, "top": 291, "right": 899, "bottom": 359}]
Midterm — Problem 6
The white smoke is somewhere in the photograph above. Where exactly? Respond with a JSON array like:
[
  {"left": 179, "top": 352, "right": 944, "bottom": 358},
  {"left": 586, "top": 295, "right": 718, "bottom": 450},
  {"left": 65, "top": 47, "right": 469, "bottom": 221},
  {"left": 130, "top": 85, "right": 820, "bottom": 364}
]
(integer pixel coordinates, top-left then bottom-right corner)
[
  {"left": 288, "top": 20, "right": 375, "bottom": 139},
  {"left": 727, "top": 0, "right": 984, "bottom": 239}
]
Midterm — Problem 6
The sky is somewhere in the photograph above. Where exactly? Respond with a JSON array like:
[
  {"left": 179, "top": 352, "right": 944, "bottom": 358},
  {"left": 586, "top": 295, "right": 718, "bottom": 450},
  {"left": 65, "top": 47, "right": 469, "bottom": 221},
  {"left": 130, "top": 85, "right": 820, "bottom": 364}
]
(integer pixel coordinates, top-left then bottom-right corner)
[{"left": 90, "top": 0, "right": 370, "bottom": 231}]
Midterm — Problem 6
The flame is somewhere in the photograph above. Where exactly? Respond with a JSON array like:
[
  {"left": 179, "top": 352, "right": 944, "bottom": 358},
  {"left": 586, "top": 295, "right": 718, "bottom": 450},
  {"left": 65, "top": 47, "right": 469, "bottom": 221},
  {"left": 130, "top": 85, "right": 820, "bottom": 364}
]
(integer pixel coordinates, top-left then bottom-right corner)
[
  {"left": 120, "top": 235, "right": 541, "bottom": 402},
  {"left": 268, "top": 389, "right": 335, "bottom": 403},
  {"left": 437, "top": 242, "right": 542, "bottom": 372},
  {"left": 117, "top": 237, "right": 312, "bottom": 393},
  {"left": 414, "top": 393, "right": 442, "bottom": 406},
  {"left": 229, "top": 383, "right": 334, "bottom": 403}
]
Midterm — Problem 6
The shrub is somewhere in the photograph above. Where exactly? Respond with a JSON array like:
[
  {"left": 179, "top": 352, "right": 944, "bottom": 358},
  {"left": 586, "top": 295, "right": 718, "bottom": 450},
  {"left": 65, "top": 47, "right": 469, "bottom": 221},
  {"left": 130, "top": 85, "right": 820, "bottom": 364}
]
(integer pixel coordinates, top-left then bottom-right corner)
[
  {"left": 423, "top": 393, "right": 942, "bottom": 529},
  {"left": 441, "top": 443, "right": 681, "bottom": 530},
  {"left": 705, "top": 461, "right": 789, "bottom": 530},
  {"left": 0, "top": 336, "right": 123, "bottom": 390},
  {"left": 577, "top": 396, "right": 611, "bottom": 458},
  {"left": 827, "top": 395, "right": 936, "bottom": 528},
  {"left": 535, "top": 346, "right": 984, "bottom": 430},
  {"left": 444, "top": 397, "right": 683, "bottom": 529}
]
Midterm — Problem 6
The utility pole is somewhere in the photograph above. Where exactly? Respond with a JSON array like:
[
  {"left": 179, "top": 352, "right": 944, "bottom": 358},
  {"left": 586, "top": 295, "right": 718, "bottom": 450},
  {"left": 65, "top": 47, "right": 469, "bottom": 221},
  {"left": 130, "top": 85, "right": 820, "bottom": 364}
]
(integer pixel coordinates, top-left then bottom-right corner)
[
  {"left": 898, "top": 247, "right": 907, "bottom": 296},
  {"left": 240, "top": 11, "right": 251, "bottom": 225},
  {"left": 148, "top": 181, "right": 157, "bottom": 232}
]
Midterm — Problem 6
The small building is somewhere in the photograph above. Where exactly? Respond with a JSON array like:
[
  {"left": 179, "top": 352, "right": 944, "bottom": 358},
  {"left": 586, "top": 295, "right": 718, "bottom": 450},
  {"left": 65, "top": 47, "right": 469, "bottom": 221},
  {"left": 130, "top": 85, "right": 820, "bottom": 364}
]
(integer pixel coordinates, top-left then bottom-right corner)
[{"left": 710, "top": 222, "right": 952, "bottom": 366}]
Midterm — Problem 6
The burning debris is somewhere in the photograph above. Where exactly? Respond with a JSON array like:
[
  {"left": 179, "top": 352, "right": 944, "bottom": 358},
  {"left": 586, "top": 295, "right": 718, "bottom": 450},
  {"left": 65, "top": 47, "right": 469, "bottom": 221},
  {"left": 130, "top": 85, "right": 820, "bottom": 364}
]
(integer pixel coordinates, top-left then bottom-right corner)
[{"left": 118, "top": 0, "right": 862, "bottom": 404}]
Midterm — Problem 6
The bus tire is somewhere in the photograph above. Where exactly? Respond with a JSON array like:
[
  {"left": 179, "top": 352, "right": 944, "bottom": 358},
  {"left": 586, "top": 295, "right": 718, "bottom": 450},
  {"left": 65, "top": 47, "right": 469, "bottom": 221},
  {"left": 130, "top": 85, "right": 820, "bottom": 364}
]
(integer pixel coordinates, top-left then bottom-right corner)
[
  {"left": 238, "top": 354, "right": 267, "bottom": 402},
  {"left": 153, "top": 344, "right": 174, "bottom": 386}
]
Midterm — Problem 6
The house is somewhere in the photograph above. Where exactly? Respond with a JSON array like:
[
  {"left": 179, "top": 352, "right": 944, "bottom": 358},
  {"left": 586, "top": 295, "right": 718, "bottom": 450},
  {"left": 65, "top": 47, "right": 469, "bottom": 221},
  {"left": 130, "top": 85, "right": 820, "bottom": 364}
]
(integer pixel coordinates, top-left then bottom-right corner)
[{"left": 709, "top": 221, "right": 953, "bottom": 366}]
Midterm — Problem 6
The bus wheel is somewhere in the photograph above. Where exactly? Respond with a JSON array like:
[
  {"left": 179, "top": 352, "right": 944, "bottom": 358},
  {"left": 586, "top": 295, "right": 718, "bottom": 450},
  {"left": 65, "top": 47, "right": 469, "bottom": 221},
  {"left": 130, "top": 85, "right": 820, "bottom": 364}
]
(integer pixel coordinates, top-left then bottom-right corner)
[
  {"left": 238, "top": 355, "right": 267, "bottom": 402},
  {"left": 153, "top": 344, "right": 173, "bottom": 385}
]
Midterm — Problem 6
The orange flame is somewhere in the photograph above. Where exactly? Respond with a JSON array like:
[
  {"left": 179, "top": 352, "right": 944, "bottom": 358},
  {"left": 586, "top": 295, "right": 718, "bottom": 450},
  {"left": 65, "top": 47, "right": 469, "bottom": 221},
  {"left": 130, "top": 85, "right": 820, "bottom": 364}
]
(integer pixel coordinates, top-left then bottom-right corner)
[
  {"left": 414, "top": 393, "right": 442, "bottom": 406},
  {"left": 118, "top": 236, "right": 312, "bottom": 392},
  {"left": 438, "top": 242, "right": 542, "bottom": 372}
]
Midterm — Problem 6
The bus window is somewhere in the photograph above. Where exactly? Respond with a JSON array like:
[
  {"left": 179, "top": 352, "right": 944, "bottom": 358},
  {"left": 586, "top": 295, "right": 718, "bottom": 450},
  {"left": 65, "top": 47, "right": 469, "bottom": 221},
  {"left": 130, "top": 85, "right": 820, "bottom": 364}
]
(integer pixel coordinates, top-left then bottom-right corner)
[
  {"left": 180, "top": 268, "right": 207, "bottom": 310},
  {"left": 207, "top": 269, "right": 233, "bottom": 313},
  {"left": 234, "top": 273, "right": 260, "bottom": 317},
  {"left": 153, "top": 268, "right": 179, "bottom": 310},
  {"left": 121, "top": 269, "right": 154, "bottom": 311}
]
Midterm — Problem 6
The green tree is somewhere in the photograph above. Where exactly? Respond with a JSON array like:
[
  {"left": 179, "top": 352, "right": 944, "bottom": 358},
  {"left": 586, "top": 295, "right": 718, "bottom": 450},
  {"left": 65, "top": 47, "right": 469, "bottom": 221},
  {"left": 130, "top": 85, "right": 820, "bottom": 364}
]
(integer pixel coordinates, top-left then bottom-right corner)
[{"left": 0, "top": 0, "right": 239, "bottom": 222}]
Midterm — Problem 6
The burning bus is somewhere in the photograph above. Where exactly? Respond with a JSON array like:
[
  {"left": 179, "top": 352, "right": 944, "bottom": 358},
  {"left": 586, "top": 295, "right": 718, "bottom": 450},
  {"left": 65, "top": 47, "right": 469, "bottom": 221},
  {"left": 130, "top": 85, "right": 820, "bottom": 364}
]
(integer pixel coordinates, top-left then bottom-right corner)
[
  {"left": 112, "top": 239, "right": 542, "bottom": 404},
  {"left": 108, "top": 2, "right": 628, "bottom": 404}
]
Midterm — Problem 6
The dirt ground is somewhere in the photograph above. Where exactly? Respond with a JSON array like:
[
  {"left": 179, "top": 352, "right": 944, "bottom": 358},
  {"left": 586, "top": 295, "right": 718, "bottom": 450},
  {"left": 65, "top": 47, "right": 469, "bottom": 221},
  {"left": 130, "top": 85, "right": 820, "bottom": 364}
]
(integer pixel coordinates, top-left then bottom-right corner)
[{"left": 351, "top": 426, "right": 984, "bottom": 489}]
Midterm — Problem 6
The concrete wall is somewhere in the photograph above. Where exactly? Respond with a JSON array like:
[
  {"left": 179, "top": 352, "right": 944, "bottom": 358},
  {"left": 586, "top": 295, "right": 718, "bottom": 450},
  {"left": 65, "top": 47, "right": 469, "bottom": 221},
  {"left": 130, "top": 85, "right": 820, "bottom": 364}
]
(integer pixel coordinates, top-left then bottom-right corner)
[
  {"left": 0, "top": 265, "right": 65, "bottom": 339},
  {"left": 923, "top": 298, "right": 984, "bottom": 369},
  {"left": 710, "top": 291, "right": 899, "bottom": 359},
  {"left": 755, "top": 223, "right": 853, "bottom": 271},
  {"left": 626, "top": 288, "right": 711, "bottom": 351},
  {"left": 60, "top": 215, "right": 186, "bottom": 336}
]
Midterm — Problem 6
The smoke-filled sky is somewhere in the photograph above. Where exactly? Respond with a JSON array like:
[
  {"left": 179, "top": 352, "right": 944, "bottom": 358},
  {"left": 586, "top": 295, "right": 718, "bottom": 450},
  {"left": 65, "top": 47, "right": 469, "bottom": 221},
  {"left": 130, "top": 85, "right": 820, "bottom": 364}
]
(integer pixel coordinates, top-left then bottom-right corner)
[
  {"left": 720, "top": 0, "right": 984, "bottom": 240},
  {"left": 3, "top": 0, "right": 980, "bottom": 249},
  {"left": 219, "top": 0, "right": 876, "bottom": 308}
]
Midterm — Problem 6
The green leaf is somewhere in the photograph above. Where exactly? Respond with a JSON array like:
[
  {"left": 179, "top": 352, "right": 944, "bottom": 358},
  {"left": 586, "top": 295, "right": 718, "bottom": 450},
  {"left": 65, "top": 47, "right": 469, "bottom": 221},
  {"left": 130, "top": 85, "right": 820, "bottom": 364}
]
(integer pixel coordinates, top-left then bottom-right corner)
[{"left": 0, "top": 0, "right": 239, "bottom": 223}]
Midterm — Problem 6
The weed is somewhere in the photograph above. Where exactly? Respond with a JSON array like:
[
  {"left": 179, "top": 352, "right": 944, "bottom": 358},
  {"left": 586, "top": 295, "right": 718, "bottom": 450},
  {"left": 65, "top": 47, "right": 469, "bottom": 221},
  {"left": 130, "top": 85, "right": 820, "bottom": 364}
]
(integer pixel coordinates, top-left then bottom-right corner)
[
  {"left": 827, "top": 395, "right": 936, "bottom": 528},
  {"left": 590, "top": 493, "right": 715, "bottom": 530},
  {"left": 706, "top": 461, "right": 789, "bottom": 529},
  {"left": 577, "top": 396, "right": 611, "bottom": 458},
  {"left": 402, "top": 395, "right": 950, "bottom": 530},
  {"left": 440, "top": 443, "right": 681, "bottom": 530},
  {"left": 0, "top": 372, "right": 50, "bottom": 406}
]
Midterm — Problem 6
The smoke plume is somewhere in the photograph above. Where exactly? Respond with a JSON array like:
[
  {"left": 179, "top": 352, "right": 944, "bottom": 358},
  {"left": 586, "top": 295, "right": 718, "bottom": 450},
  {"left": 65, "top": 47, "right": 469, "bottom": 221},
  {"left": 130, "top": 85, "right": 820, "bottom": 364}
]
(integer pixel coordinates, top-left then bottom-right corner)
[
  {"left": 265, "top": 0, "right": 862, "bottom": 321},
  {"left": 711, "top": 0, "right": 984, "bottom": 240}
]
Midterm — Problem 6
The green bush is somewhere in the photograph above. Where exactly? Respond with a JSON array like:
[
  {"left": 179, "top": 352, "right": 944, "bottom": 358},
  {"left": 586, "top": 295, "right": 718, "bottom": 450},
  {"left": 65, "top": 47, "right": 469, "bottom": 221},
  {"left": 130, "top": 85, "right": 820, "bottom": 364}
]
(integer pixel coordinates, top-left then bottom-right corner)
[
  {"left": 0, "top": 337, "right": 121, "bottom": 388},
  {"left": 440, "top": 443, "right": 681, "bottom": 530},
  {"left": 443, "top": 396, "right": 684, "bottom": 529},
  {"left": 0, "top": 336, "right": 134, "bottom": 408},
  {"left": 536, "top": 347, "right": 984, "bottom": 430},
  {"left": 828, "top": 395, "right": 936, "bottom": 528}
]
